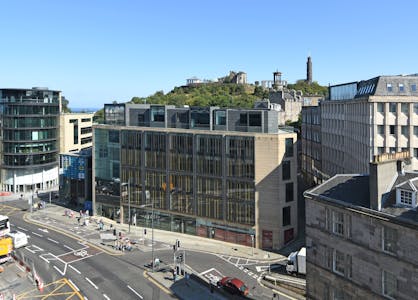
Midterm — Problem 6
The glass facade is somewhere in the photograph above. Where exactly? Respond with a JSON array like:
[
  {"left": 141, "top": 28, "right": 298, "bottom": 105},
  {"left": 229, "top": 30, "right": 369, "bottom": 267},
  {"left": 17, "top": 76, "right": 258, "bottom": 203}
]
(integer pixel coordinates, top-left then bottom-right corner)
[
  {"left": 94, "top": 127, "right": 257, "bottom": 244},
  {"left": 0, "top": 88, "right": 61, "bottom": 192},
  {"left": 0, "top": 89, "right": 60, "bottom": 169}
]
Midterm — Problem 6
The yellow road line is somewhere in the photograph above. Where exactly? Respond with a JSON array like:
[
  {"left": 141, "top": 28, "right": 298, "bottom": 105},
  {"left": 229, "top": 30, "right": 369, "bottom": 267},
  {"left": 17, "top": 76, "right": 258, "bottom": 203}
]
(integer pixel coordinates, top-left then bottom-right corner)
[{"left": 143, "top": 270, "right": 176, "bottom": 297}]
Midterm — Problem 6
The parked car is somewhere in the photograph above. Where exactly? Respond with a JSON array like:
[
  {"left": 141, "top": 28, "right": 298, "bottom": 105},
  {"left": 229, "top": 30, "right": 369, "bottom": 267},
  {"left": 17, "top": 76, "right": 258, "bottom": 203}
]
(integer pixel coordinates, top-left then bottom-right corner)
[
  {"left": 217, "top": 276, "right": 249, "bottom": 296},
  {"left": 7, "top": 230, "right": 28, "bottom": 249}
]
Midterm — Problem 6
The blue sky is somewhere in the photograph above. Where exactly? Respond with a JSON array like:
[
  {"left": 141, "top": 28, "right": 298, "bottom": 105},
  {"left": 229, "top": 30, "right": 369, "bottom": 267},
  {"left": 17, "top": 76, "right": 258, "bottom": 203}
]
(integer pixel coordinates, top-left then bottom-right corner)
[{"left": 1, "top": 0, "right": 417, "bottom": 108}]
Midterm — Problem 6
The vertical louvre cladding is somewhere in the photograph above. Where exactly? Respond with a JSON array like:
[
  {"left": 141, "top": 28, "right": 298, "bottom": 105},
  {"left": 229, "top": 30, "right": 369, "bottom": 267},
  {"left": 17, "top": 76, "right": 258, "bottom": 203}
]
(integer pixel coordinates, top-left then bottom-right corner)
[
  {"left": 95, "top": 127, "right": 258, "bottom": 227},
  {"left": 144, "top": 131, "right": 166, "bottom": 169},
  {"left": 169, "top": 133, "right": 193, "bottom": 172}
]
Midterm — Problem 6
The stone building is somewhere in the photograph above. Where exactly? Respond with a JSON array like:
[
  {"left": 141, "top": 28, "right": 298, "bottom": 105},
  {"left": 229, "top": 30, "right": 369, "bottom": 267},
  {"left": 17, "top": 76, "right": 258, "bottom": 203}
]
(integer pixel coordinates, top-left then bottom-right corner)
[
  {"left": 302, "top": 74, "right": 418, "bottom": 183},
  {"left": 59, "top": 113, "right": 94, "bottom": 153},
  {"left": 305, "top": 152, "right": 418, "bottom": 300},
  {"left": 93, "top": 104, "right": 298, "bottom": 250}
]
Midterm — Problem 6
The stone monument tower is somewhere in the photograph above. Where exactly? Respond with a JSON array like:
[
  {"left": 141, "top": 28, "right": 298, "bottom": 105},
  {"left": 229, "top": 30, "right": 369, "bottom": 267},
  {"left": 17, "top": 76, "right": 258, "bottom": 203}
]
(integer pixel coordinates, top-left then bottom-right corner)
[{"left": 306, "top": 56, "right": 312, "bottom": 84}]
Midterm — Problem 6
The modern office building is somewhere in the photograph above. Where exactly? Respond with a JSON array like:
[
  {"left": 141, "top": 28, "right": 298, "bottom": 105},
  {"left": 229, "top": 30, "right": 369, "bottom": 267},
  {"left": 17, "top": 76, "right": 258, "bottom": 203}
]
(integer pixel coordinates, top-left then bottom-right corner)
[
  {"left": 93, "top": 104, "right": 298, "bottom": 250},
  {"left": 305, "top": 152, "right": 418, "bottom": 300},
  {"left": 0, "top": 88, "right": 61, "bottom": 193},
  {"left": 302, "top": 74, "right": 418, "bottom": 183},
  {"left": 59, "top": 113, "right": 94, "bottom": 153},
  {"left": 60, "top": 148, "right": 92, "bottom": 208}
]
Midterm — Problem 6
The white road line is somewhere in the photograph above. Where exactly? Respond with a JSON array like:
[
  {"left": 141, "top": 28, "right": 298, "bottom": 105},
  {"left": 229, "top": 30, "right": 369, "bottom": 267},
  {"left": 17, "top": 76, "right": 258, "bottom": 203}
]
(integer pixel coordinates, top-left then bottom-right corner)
[
  {"left": 69, "top": 265, "right": 81, "bottom": 274},
  {"left": 68, "top": 279, "right": 80, "bottom": 291},
  {"left": 64, "top": 245, "right": 75, "bottom": 251},
  {"left": 85, "top": 277, "right": 98, "bottom": 289},
  {"left": 17, "top": 226, "right": 28, "bottom": 232},
  {"left": 199, "top": 268, "right": 216, "bottom": 276},
  {"left": 40, "top": 256, "right": 50, "bottom": 264},
  {"left": 31, "top": 232, "right": 43, "bottom": 237},
  {"left": 243, "top": 269, "right": 248, "bottom": 273},
  {"left": 127, "top": 285, "right": 143, "bottom": 299},
  {"left": 47, "top": 238, "right": 59, "bottom": 244},
  {"left": 103, "top": 294, "right": 111, "bottom": 300},
  {"left": 239, "top": 266, "right": 244, "bottom": 270},
  {"left": 248, "top": 272, "right": 253, "bottom": 276},
  {"left": 253, "top": 274, "right": 258, "bottom": 279},
  {"left": 53, "top": 265, "right": 65, "bottom": 275}
]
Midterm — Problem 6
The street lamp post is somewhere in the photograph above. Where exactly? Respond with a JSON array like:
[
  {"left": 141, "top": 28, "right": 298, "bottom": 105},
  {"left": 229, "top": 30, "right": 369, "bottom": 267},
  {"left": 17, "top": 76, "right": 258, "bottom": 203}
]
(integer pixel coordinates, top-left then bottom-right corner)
[
  {"left": 140, "top": 200, "right": 154, "bottom": 272},
  {"left": 251, "top": 234, "right": 254, "bottom": 256},
  {"left": 121, "top": 182, "right": 131, "bottom": 233}
]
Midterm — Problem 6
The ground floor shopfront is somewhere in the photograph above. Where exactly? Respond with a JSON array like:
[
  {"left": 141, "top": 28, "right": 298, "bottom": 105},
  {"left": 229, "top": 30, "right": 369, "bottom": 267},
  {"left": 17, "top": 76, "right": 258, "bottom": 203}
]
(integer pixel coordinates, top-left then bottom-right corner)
[{"left": 95, "top": 201, "right": 256, "bottom": 248}]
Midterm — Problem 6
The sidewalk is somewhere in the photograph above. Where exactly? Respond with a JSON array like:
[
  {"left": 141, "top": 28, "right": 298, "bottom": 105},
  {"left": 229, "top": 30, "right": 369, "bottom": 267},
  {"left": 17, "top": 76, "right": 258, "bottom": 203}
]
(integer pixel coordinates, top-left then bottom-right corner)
[{"left": 27, "top": 203, "right": 286, "bottom": 263}]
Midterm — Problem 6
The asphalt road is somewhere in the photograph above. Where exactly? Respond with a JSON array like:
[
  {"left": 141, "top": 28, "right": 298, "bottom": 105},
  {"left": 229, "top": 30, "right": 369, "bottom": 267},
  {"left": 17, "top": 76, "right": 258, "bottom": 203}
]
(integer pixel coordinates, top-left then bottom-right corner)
[
  {"left": 4, "top": 198, "right": 298, "bottom": 300},
  {"left": 6, "top": 199, "right": 171, "bottom": 300}
]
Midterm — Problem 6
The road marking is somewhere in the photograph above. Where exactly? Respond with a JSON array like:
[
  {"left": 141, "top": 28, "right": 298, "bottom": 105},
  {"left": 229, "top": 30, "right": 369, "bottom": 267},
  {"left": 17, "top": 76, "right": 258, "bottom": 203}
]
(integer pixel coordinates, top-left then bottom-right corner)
[
  {"left": 38, "top": 228, "right": 49, "bottom": 233},
  {"left": 68, "top": 279, "right": 80, "bottom": 291},
  {"left": 243, "top": 269, "right": 248, "bottom": 273},
  {"left": 17, "top": 226, "right": 28, "bottom": 232},
  {"left": 199, "top": 268, "right": 216, "bottom": 276},
  {"left": 40, "top": 256, "right": 50, "bottom": 264},
  {"left": 85, "top": 277, "right": 98, "bottom": 289},
  {"left": 47, "top": 237, "right": 59, "bottom": 244},
  {"left": 253, "top": 274, "right": 258, "bottom": 279},
  {"left": 239, "top": 266, "right": 244, "bottom": 270},
  {"left": 54, "top": 265, "right": 65, "bottom": 275},
  {"left": 31, "top": 232, "right": 43, "bottom": 237},
  {"left": 103, "top": 294, "right": 111, "bottom": 300},
  {"left": 127, "top": 285, "right": 143, "bottom": 299},
  {"left": 69, "top": 265, "right": 81, "bottom": 274},
  {"left": 64, "top": 244, "right": 75, "bottom": 251},
  {"left": 248, "top": 272, "right": 253, "bottom": 276}
]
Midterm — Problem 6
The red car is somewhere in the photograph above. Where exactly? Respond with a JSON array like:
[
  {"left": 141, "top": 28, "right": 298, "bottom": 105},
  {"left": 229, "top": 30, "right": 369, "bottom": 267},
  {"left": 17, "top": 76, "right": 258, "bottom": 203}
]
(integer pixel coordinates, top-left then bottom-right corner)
[{"left": 217, "top": 276, "right": 249, "bottom": 296}]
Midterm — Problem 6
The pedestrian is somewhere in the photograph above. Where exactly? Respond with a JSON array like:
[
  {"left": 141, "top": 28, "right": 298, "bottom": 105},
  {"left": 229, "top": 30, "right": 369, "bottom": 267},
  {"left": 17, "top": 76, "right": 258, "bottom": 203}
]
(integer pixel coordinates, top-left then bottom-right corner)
[{"left": 172, "top": 269, "right": 177, "bottom": 282}]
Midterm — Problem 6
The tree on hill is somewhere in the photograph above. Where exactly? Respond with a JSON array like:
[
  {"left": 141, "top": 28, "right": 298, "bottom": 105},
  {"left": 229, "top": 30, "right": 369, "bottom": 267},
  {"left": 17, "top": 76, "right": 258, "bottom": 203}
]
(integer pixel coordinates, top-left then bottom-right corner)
[{"left": 287, "top": 80, "right": 328, "bottom": 97}]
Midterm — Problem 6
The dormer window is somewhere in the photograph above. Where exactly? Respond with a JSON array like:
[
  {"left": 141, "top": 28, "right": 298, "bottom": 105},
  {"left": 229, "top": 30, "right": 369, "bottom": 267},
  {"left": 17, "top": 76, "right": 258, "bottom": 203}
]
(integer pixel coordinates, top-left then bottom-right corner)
[
  {"left": 396, "top": 188, "right": 415, "bottom": 207},
  {"left": 400, "top": 190, "right": 412, "bottom": 205}
]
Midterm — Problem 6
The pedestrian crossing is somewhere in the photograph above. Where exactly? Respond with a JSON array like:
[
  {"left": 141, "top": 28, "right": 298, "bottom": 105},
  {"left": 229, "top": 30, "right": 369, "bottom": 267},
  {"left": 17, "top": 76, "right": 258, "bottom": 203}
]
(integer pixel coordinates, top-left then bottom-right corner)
[{"left": 217, "top": 254, "right": 261, "bottom": 280}]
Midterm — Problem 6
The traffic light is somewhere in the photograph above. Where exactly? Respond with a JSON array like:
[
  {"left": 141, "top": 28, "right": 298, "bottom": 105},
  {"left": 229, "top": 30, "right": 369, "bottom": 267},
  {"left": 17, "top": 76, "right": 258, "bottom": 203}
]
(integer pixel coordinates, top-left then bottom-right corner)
[
  {"left": 177, "top": 253, "right": 183, "bottom": 263},
  {"left": 176, "top": 239, "right": 180, "bottom": 249},
  {"left": 144, "top": 229, "right": 147, "bottom": 235}
]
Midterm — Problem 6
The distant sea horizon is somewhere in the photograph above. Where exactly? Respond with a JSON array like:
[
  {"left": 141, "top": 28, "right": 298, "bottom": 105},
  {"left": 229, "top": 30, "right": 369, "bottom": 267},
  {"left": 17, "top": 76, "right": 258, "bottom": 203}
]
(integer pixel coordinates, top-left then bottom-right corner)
[{"left": 70, "top": 107, "right": 100, "bottom": 113}]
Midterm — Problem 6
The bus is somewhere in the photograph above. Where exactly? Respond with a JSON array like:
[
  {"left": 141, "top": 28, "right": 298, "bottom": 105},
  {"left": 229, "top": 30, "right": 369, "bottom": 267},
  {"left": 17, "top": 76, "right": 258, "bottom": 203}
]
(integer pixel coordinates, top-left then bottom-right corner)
[{"left": 0, "top": 215, "right": 10, "bottom": 237}]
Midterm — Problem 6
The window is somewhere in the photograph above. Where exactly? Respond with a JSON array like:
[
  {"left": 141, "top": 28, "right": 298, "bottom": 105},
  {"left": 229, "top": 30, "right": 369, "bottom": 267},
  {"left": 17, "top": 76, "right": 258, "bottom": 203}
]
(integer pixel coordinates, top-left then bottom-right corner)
[
  {"left": 282, "top": 206, "right": 291, "bottom": 226},
  {"left": 333, "top": 250, "right": 345, "bottom": 275},
  {"left": 390, "top": 147, "right": 396, "bottom": 153},
  {"left": 332, "top": 211, "right": 344, "bottom": 235},
  {"left": 399, "top": 189, "right": 413, "bottom": 206},
  {"left": 414, "top": 126, "right": 418, "bottom": 136},
  {"left": 414, "top": 148, "right": 418, "bottom": 157},
  {"left": 382, "top": 226, "right": 397, "bottom": 254},
  {"left": 378, "top": 125, "right": 384, "bottom": 135},
  {"left": 239, "top": 113, "right": 247, "bottom": 126},
  {"left": 389, "top": 103, "right": 396, "bottom": 113},
  {"left": 401, "top": 126, "right": 409, "bottom": 136},
  {"left": 282, "top": 161, "right": 291, "bottom": 180},
  {"left": 387, "top": 83, "right": 393, "bottom": 92},
  {"left": 285, "top": 183, "right": 294, "bottom": 202},
  {"left": 382, "top": 270, "right": 397, "bottom": 298},
  {"left": 285, "top": 138, "right": 294, "bottom": 157},
  {"left": 411, "top": 84, "right": 417, "bottom": 92},
  {"left": 414, "top": 103, "right": 418, "bottom": 114},
  {"left": 389, "top": 125, "right": 395, "bottom": 135},
  {"left": 401, "top": 103, "right": 408, "bottom": 113},
  {"left": 378, "top": 147, "right": 384, "bottom": 154},
  {"left": 248, "top": 113, "right": 261, "bottom": 126},
  {"left": 377, "top": 103, "right": 384, "bottom": 113},
  {"left": 399, "top": 83, "right": 404, "bottom": 92}
]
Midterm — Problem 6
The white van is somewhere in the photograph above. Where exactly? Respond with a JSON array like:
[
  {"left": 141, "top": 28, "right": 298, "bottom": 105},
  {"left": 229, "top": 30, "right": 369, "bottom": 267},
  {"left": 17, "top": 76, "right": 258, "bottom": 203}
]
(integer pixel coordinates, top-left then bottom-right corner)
[{"left": 7, "top": 230, "right": 28, "bottom": 249}]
